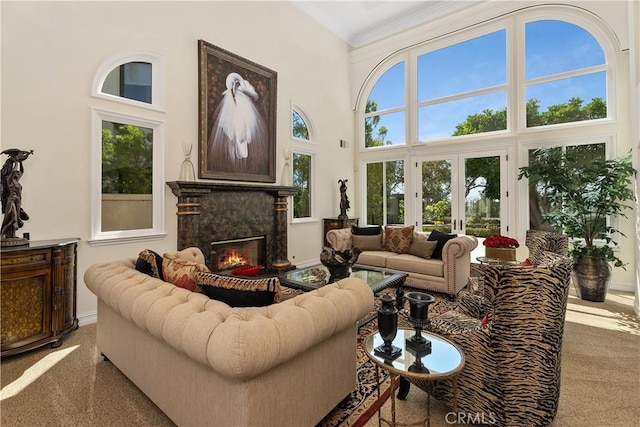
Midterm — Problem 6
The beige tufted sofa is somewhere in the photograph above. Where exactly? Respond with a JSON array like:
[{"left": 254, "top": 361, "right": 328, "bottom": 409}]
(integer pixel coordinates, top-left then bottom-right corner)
[
  {"left": 84, "top": 248, "right": 374, "bottom": 427},
  {"left": 326, "top": 228, "right": 478, "bottom": 295}
]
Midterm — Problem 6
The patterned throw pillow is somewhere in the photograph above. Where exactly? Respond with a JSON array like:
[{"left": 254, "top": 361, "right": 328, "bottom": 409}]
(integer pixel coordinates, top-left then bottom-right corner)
[
  {"left": 162, "top": 254, "right": 210, "bottom": 292},
  {"left": 384, "top": 225, "right": 415, "bottom": 254},
  {"left": 135, "top": 249, "right": 164, "bottom": 279},
  {"left": 197, "top": 272, "right": 281, "bottom": 307}
]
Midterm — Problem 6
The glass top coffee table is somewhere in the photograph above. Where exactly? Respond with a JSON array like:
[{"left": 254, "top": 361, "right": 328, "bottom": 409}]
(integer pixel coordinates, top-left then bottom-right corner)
[
  {"left": 280, "top": 265, "right": 407, "bottom": 326},
  {"left": 279, "top": 264, "right": 407, "bottom": 294}
]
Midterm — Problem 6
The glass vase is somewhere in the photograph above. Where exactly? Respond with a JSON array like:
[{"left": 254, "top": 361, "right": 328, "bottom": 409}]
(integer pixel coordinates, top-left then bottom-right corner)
[{"left": 179, "top": 143, "right": 196, "bottom": 181}]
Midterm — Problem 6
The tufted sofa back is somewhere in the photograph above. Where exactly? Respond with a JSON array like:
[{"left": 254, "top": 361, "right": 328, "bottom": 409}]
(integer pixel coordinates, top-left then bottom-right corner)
[{"left": 84, "top": 255, "right": 374, "bottom": 380}]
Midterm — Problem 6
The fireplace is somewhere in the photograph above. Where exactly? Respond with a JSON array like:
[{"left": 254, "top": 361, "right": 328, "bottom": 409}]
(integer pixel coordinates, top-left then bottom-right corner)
[
  {"left": 211, "top": 236, "right": 266, "bottom": 272},
  {"left": 167, "top": 181, "right": 297, "bottom": 273}
]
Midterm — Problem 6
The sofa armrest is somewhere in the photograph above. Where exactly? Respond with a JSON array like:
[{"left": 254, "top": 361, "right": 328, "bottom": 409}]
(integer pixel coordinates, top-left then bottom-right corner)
[
  {"left": 440, "top": 235, "right": 478, "bottom": 294},
  {"left": 326, "top": 227, "right": 353, "bottom": 251}
]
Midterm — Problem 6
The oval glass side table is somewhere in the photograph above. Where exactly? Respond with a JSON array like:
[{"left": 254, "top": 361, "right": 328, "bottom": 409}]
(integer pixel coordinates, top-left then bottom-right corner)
[{"left": 363, "top": 328, "right": 465, "bottom": 427}]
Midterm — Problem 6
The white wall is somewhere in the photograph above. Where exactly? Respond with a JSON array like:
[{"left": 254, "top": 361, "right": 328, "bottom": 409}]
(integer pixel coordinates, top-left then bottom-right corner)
[{"left": 1, "top": 1, "right": 354, "bottom": 323}]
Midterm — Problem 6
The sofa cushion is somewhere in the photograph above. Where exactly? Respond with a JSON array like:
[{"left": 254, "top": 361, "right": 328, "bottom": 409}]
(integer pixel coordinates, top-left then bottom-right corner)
[
  {"left": 197, "top": 272, "right": 281, "bottom": 307},
  {"left": 357, "top": 251, "right": 396, "bottom": 268},
  {"left": 384, "top": 225, "right": 415, "bottom": 254},
  {"left": 135, "top": 249, "right": 163, "bottom": 279},
  {"left": 352, "top": 234, "right": 383, "bottom": 251},
  {"left": 162, "top": 254, "right": 210, "bottom": 292},
  {"left": 385, "top": 254, "right": 444, "bottom": 277},
  {"left": 427, "top": 229, "right": 458, "bottom": 260},
  {"left": 352, "top": 225, "right": 383, "bottom": 235},
  {"left": 408, "top": 239, "right": 437, "bottom": 259}
]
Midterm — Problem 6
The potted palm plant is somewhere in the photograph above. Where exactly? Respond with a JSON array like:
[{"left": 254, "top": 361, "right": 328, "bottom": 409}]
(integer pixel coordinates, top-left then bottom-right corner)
[{"left": 518, "top": 147, "right": 636, "bottom": 302}]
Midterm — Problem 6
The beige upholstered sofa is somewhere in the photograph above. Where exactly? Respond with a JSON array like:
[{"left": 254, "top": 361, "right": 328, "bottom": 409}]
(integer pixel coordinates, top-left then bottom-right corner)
[
  {"left": 84, "top": 248, "right": 374, "bottom": 427},
  {"left": 326, "top": 227, "right": 478, "bottom": 295}
]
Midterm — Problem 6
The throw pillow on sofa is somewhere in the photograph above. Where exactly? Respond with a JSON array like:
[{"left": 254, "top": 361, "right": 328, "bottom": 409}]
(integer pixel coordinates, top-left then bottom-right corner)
[
  {"left": 427, "top": 229, "right": 457, "bottom": 260},
  {"left": 135, "top": 249, "right": 164, "bottom": 279},
  {"left": 162, "top": 254, "right": 210, "bottom": 292},
  {"left": 384, "top": 225, "right": 415, "bottom": 254},
  {"left": 352, "top": 225, "right": 383, "bottom": 236},
  {"left": 352, "top": 234, "right": 383, "bottom": 251},
  {"left": 408, "top": 239, "right": 438, "bottom": 259},
  {"left": 197, "top": 272, "right": 281, "bottom": 307}
]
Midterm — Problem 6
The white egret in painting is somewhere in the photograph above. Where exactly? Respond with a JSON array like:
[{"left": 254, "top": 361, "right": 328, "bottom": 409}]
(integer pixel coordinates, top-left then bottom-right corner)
[{"left": 208, "top": 72, "right": 268, "bottom": 172}]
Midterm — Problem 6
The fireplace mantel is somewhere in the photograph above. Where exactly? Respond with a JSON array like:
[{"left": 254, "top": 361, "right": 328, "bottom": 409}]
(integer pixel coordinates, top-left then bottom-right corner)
[
  {"left": 167, "top": 181, "right": 297, "bottom": 199},
  {"left": 167, "top": 181, "right": 297, "bottom": 273}
]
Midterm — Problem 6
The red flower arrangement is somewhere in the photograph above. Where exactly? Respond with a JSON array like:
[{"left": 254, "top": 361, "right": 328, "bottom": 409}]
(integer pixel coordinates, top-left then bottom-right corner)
[{"left": 483, "top": 235, "right": 519, "bottom": 248}]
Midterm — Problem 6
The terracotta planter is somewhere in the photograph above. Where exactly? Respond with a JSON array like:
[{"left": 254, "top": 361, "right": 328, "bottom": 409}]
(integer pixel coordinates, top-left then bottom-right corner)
[{"left": 485, "top": 246, "right": 516, "bottom": 261}]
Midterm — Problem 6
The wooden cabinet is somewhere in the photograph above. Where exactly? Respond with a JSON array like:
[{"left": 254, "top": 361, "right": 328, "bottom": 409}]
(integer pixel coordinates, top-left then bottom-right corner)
[
  {"left": 323, "top": 217, "right": 359, "bottom": 247},
  {"left": 1, "top": 238, "right": 79, "bottom": 357}
]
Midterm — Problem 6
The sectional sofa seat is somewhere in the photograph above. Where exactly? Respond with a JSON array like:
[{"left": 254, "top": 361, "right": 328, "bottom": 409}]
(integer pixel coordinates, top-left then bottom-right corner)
[
  {"left": 84, "top": 247, "right": 374, "bottom": 427},
  {"left": 326, "top": 227, "right": 478, "bottom": 295}
]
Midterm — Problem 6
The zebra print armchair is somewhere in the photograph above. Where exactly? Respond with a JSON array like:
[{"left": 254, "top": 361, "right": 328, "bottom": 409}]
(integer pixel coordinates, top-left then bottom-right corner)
[{"left": 410, "top": 251, "right": 573, "bottom": 427}]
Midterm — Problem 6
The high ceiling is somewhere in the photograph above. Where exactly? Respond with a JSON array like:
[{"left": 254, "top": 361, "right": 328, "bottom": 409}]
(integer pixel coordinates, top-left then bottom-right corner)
[{"left": 292, "top": 0, "right": 482, "bottom": 48}]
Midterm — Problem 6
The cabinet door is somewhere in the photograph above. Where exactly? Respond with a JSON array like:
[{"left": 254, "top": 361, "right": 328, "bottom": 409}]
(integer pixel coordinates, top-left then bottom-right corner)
[
  {"left": 52, "top": 244, "right": 77, "bottom": 333},
  {"left": 1, "top": 253, "right": 52, "bottom": 352}
]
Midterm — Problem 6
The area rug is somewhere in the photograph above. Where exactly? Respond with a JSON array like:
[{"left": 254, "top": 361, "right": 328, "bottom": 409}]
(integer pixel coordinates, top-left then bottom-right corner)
[{"left": 316, "top": 287, "right": 455, "bottom": 427}]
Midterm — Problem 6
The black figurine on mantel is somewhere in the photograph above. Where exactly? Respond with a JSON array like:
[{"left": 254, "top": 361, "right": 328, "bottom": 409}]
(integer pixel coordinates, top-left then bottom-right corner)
[
  {"left": 1, "top": 148, "right": 34, "bottom": 247},
  {"left": 338, "top": 179, "right": 350, "bottom": 219}
]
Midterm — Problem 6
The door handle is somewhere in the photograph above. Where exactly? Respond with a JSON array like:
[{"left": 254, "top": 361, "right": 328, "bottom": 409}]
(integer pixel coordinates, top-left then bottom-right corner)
[{"left": 453, "top": 219, "right": 457, "bottom": 231}]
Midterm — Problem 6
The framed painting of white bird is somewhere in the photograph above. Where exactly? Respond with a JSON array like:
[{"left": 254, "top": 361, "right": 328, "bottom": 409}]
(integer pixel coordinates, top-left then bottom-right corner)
[{"left": 198, "top": 40, "right": 277, "bottom": 182}]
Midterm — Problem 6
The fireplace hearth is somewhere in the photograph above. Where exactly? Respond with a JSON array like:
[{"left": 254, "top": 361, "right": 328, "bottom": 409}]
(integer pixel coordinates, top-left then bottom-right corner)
[{"left": 167, "top": 181, "right": 297, "bottom": 273}]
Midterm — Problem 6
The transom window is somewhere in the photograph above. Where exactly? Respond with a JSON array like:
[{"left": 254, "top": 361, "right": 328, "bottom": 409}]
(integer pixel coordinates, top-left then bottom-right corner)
[
  {"left": 417, "top": 29, "right": 507, "bottom": 140},
  {"left": 102, "top": 62, "right": 152, "bottom": 104},
  {"left": 524, "top": 20, "right": 607, "bottom": 128}
]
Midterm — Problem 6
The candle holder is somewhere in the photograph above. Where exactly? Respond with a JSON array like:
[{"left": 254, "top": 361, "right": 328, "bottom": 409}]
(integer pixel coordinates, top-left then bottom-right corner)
[
  {"left": 374, "top": 294, "right": 401, "bottom": 360},
  {"left": 404, "top": 291, "right": 435, "bottom": 355}
]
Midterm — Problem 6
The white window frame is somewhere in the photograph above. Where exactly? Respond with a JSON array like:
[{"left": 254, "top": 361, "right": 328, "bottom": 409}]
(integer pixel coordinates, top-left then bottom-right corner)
[
  {"left": 517, "top": 134, "right": 616, "bottom": 245},
  {"left": 88, "top": 108, "right": 166, "bottom": 245},
  {"left": 291, "top": 102, "right": 317, "bottom": 143},
  {"left": 356, "top": 8, "right": 619, "bottom": 239},
  {"left": 291, "top": 147, "right": 317, "bottom": 224},
  {"left": 92, "top": 50, "right": 166, "bottom": 111},
  {"left": 516, "top": 10, "right": 617, "bottom": 133}
]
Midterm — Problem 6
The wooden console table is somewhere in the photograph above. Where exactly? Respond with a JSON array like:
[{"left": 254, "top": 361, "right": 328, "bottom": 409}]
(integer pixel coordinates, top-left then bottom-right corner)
[{"left": 1, "top": 238, "right": 80, "bottom": 357}]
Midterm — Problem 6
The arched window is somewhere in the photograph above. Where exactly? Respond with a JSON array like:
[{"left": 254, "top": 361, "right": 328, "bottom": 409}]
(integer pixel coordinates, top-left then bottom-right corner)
[
  {"left": 364, "top": 61, "right": 405, "bottom": 147},
  {"left": 92, "top": 51, "right": 165, "bottom": 110},
  {"left": 357, "top": 8, "right": 616, "bottom": 240},
  {"left": 524, "top": 20, "right": 607, "bottom": 128},
  {"left": 89, "top": 51, "right": 166, "bottom": 245},
  {"left": 290, "top": 103, "right": 316, "bottom": 221}
]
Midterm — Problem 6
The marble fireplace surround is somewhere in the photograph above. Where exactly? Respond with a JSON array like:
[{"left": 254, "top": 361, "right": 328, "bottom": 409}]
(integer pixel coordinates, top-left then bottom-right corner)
[{"left": 167, "top": 181, "right": 297, "bottom": 273}]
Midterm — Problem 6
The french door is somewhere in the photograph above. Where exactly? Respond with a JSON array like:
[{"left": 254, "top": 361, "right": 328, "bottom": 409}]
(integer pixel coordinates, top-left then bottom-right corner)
[{"left": 415, "top": 149, "right": 509, "bottom": 239}]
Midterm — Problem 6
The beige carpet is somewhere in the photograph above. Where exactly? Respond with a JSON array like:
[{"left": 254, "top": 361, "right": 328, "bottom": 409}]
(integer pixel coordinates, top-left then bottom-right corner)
[{"left": 1, "top": 289, "right": 638, "bottom": 427}]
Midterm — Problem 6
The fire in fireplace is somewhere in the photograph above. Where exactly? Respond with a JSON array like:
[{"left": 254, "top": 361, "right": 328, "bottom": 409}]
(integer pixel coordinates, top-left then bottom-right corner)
[{"left": 211, "top": 236, "right": 266, "bottom": 272}]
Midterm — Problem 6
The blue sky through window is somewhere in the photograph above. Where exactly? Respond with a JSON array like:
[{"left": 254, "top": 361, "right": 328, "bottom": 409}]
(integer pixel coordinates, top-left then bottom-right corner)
[{"left": 366, "top": 20, "right": 606, "bottom": 145}]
